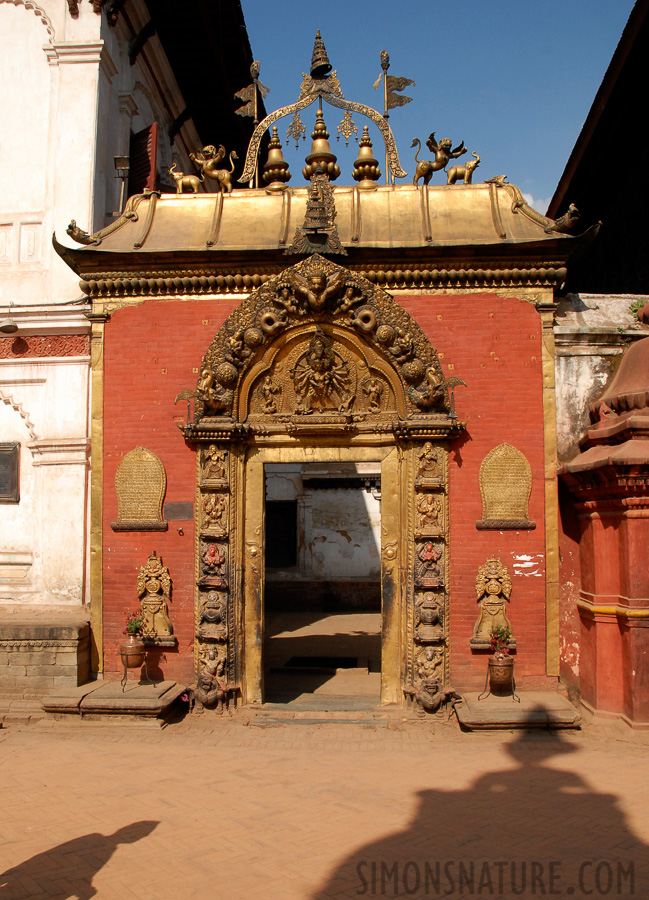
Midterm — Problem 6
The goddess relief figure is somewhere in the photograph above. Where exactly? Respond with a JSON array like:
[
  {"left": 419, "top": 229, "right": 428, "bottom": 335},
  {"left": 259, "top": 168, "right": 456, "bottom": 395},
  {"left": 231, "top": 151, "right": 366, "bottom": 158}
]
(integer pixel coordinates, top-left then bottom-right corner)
[
  {"left": 291, "top": 327, "right": 353, "bottom": 414},
  {"left": 137, "top": 552, "right": 173, "bottom": 638}
]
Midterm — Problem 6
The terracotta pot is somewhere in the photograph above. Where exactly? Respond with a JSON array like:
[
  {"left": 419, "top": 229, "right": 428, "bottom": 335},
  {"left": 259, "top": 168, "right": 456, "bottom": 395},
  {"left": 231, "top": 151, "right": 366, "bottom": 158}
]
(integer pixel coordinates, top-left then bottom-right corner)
[
  {"left": 120, "top": 633, "right": 146, "bottom": 669},
  {"left": 488, "top": 653, "right": 514, "bottom": 688},
  {"left": 637, "top": 304, "right": 649, "bottom": 325}
]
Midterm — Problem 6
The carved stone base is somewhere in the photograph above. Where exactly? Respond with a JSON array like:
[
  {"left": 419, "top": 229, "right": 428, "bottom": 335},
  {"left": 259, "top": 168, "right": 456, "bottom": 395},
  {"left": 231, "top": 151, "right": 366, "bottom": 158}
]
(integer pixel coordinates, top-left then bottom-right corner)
[
  {"left": 476, "top": 518, "right": 535, "bottom": 530},
  {"left": 143, "top": 635, "right": 178, "bottom": 648}
]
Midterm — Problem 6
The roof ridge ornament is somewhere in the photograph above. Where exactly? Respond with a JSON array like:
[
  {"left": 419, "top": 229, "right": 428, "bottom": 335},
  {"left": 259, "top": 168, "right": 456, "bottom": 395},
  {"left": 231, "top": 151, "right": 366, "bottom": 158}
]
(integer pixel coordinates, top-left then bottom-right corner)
[{"left": 237, "top": 31, "right": 407, "bottom": 186}]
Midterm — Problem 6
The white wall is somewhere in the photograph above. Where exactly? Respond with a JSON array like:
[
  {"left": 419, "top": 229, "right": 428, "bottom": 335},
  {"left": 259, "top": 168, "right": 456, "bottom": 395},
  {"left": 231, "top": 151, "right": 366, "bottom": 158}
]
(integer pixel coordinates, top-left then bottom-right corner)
[{"left": 0, "top": 0, "right": 206, "bottom": 607}]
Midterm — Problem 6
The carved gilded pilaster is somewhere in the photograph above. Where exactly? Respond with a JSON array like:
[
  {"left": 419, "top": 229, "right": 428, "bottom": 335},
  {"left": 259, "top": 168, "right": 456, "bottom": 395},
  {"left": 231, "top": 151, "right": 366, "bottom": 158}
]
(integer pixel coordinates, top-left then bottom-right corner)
[
  {"left": 539, "top": 295, "right": 560, "bottom": 677},
  {"left": 87, "top": 310, "right": 108, "bottom": 673}
]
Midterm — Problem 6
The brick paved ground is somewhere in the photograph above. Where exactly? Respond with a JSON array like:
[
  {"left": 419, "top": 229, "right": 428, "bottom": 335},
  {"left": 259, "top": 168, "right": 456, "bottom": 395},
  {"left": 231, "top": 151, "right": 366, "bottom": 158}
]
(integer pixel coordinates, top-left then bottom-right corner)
[{"left": 0, "top": 712, "right": 648, "bottom": 899}]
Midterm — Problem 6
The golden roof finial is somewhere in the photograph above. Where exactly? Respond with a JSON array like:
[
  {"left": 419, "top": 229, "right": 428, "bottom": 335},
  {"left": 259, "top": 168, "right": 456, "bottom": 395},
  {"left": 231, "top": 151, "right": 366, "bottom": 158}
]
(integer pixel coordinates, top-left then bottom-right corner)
[
  {"left": 263, "top": 126, "right": 291, "bottom": 192},
  {"left": 353, "top": 126, "right": 380, "bottom": 190},
  {"left": 302, "top": 110, "right": 340, "bottom": 181},
  {"left": 310, "top": 30, "right": 332, "bottom": 80}
]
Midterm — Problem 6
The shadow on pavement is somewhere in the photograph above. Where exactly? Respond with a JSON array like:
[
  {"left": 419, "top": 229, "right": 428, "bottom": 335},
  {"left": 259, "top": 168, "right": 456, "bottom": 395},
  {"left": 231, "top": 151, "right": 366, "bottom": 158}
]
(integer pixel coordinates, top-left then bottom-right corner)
[
  {"left": 0, "top": 820, "right": 159, "bottom": 899},
  {"left": 312, "top": 708, "right": 645, "bottom": 898}
]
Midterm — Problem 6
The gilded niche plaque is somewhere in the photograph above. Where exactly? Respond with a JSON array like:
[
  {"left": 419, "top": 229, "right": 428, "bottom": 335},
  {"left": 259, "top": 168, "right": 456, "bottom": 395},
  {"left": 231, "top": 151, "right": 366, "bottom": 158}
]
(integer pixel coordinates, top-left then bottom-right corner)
[
  {"left": 476, "top": 443, "right": 535, "bottom": 530},
  {"left": 112, "top": 446, "right": 168, "bottom": 531}
]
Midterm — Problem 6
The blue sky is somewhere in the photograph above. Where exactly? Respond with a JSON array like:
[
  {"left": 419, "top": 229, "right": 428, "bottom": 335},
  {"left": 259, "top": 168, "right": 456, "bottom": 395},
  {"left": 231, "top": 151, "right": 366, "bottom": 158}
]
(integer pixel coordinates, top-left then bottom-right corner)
[{"left": 240, "top": 0, "right": 635, "bottom": 212}]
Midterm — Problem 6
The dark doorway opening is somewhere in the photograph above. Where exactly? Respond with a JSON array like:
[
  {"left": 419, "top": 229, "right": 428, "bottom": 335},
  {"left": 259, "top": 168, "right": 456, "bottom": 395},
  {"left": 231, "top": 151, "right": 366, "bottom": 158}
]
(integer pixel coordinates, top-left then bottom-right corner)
[{"left": 263, "top": 463, "right": 381, "bottom": 707}]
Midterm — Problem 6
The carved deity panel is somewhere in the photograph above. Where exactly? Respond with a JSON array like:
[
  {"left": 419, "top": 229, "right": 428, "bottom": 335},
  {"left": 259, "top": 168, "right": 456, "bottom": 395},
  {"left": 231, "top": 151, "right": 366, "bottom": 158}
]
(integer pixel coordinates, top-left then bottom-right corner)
[
  {"left": 415, "top": 442, "right": 444, "bottom": 485},
  {"left": 202, "top": 445, "right": 228, "bottom": 484},
  {"left": 470, "top": 556, "right": 515, "bottom": 648},
  {"left": 137, "top": 552, "right": 174, "bottom": 644},
  {"left": 201, "top": 492, "right": 228, "bottom": 536},
  {"left": 199, "top": 539, "right": 228, "bottom": 589},
  {"left": 245, "top": 325, "right": 398, "bottom": 422}
]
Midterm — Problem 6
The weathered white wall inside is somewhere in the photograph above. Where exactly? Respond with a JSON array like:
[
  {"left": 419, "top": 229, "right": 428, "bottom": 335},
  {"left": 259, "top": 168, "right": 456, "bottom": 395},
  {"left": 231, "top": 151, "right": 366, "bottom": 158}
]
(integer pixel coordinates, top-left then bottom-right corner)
[
  {"left": 554, "top": 293, "right": 649, "bottom": 461},
  {"left": 265, "top": 465, "right": 381, "bottom": 581}
]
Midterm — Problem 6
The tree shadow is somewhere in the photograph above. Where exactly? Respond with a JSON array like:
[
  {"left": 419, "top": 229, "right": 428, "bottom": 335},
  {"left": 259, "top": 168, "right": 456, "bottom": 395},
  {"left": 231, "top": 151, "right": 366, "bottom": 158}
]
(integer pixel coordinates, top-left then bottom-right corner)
[
  {"left": 312, "top": 712, "right": 646, "bottom": 898},
  {"left": 0, "top": 820, "right": 159, "bottom": 899}
]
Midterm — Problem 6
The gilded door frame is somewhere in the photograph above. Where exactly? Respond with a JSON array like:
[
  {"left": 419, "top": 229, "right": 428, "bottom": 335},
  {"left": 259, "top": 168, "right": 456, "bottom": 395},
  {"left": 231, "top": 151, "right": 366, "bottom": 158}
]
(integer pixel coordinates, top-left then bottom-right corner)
[
  {"left": 186, "top": 254, "right": 462, "bottom": 706},
  {"left": 240, "top": 443, "right": 402, "bottom": 705}
]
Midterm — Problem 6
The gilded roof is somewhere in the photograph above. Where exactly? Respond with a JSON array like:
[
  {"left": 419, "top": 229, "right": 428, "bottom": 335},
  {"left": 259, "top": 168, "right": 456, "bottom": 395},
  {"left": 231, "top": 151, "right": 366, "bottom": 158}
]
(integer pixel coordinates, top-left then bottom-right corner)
[{"left": 59, "top": 181, "right": 582, "bottom": 258}]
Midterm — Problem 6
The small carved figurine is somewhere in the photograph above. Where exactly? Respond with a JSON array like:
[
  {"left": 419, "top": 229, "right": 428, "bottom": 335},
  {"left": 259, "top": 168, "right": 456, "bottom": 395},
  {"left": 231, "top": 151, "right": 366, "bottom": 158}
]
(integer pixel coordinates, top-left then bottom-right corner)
[
  {"left": 169, "top": 163, "right": 203, "bottom": 194},
  {"left": 260, "top": 375, "right": 281, "bottom": 414},
  {"left": 415, "top": 592, "right": 444, "bottom": 643},
  {"left": 202, "top": 542, "right": 227, "bottom": 577},
  {"left": 404, "top": 677, "right": 458, "bottom": 716},
  {"left": 418, "top": 541, "right": 443, "bottom": 578},
  {"left": 291, "top": 328, "right": 353, "bottom": 414},
  {"left": 288, "top": 269, "right": 347, "bottom": 313},
  {"left": 203, "top": 445, "right": 227, "bottom": 480},
  {"left": 416, "top": 493, "right": 442, "bottom": 531},
  {"left": 362, "top": 376, "right": 384, "bottom": 412},
  {"left": 137, "top": 552, "right": 173, "bottom": 638},
  {"left": 189, "top": 145, "right": 239, "bottom": 194},
  {"left": 447, "top": 152, "right": 480, "bottom": 185},
  {"left": 198, "top": 592, "right": 227, "bottom": 640},
  {"left": 388, "top": 328, "right": 414, "bottom": 364},
  {"left": 197, "top": 367, "right": 233, "bottom": 413},
  {"left": 417, "top": 442, "right": 440, "bottom": 479},
  {"left": 416, "top": 646, "right": 444, "bottom": 681},
  {"left": 202, "top": 494, "right": 227, "bottom": 531},
  {"left": 411, "top": 133, "right": 466, "bottom": 186},
  {"left": 194, "top": 650, "right": 238, "bottom": 714}
]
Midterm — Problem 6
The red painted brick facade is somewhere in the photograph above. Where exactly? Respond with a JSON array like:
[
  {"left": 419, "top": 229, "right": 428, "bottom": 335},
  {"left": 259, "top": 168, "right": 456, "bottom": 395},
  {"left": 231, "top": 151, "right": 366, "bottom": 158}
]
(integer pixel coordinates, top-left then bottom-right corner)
[
  {"left": 399, "top": 293, "right": 549, "bottom": 689},
  {"left": 102, "top": 291, "right": 550, "bottom": 689}
]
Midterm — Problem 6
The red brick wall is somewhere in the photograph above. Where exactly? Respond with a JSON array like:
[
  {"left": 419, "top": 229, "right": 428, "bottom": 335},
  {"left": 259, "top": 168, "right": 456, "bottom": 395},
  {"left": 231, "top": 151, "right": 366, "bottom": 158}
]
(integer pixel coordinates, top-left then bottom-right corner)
[
  {"left": 102, "top": 298, "right": 237, "bottom": 680},
  {"left": 103, "top": 292, "right": 549, "bottom": 689},
  {"left": 398, "top": 293, "right": 549, "bottom": 689}
]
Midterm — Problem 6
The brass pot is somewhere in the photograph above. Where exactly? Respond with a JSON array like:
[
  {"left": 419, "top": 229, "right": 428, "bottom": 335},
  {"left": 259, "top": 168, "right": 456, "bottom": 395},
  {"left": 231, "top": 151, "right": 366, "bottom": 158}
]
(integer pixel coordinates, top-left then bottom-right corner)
[
  {"left": 120, "top": 634, "right": 146, "bottom": 669},
  {"left": 488, "top": 653, "right": 514, "bottom": 688}
]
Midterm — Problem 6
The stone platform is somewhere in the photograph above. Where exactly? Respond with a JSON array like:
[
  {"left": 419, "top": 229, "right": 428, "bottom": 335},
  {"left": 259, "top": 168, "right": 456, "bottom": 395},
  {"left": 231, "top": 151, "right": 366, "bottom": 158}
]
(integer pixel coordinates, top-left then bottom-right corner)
[
  {"left": 455, "top": 690, "right": 581, "bottom": 729},
  {"left": 43, "top": 679, "right": 187, "bottom": 723},
  {"left": 0, "top": 604, "right": 90, "bottom": 699}
]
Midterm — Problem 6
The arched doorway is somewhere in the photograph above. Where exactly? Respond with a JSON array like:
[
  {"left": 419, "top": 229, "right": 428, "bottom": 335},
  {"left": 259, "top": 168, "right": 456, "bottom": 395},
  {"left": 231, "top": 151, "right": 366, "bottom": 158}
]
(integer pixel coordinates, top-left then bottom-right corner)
[{"left": 182, "top": 254, "right": 464, "bottom": 706}]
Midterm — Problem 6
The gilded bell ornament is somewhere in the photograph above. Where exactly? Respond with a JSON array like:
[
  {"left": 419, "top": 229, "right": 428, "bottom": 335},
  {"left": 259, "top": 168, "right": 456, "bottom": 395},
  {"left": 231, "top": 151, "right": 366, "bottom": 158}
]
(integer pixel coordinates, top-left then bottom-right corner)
[
  {"left": 352, "top": 126, "right": 380, "bottom": 190},
  {"left": 302, "top": 110, "right": 340, "bottom": 181},
  {"left": 310, "top": 30, "right": 332, "bottom": 80},
  {"left": 263, "top": 126, "right": 291, "bottom": 192}
]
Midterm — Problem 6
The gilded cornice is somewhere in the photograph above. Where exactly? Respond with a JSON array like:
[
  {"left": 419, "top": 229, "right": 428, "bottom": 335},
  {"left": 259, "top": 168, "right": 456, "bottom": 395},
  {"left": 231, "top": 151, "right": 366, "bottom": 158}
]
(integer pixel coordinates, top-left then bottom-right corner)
[{"left": 79, "top": 263, "right": 567, "bottom": 306}]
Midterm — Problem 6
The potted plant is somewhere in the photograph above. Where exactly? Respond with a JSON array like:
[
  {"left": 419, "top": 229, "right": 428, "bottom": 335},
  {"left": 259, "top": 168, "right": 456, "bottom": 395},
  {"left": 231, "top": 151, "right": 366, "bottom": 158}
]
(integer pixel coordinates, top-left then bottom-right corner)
[
  {"left": 119, "top": 609, "right": 147, "bottom": 672},
  {"left": 488, "top": 625, "right": 515, "bottom": 692}
]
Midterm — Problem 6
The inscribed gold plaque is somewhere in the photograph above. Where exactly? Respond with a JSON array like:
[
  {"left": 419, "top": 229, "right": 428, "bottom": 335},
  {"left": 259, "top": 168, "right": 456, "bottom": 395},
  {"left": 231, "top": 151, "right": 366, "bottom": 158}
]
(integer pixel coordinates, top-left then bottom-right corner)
[
  {"left": 477, "top": 443, "right": 535, "bottom": 530},
  {"left": 112, "top": 446, "right": 168, "bottom": 531}
]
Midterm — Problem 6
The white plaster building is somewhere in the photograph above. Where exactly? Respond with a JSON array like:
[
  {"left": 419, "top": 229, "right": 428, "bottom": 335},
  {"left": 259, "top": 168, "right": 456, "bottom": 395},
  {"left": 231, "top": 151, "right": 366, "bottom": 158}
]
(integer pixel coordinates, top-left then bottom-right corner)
[{"left": 0, "top": 0, "right": 256, "bottom": 609}]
